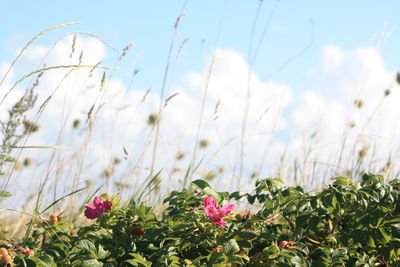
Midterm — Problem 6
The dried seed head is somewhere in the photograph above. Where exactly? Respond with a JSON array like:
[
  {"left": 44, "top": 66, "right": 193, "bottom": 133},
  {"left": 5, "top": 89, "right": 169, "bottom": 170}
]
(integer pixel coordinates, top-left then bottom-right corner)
[
  {"left": 348, "top": 121, "right": 356, "bottom": 128},
  {"left": 176, "top": 151, "right": 185, "bottom": 160},
  {"left": 84, "top": 180, "right": 93, "bottom": 188},
  {"left": 102, "top": 168, "right": 114, "bottom": 178},
  {"left": 172, "top": 167, "right": 181, "bottom": 173},
  {"left": 203, "top": 171, "right": 217, "bottom": 181},
  {"left": 396, "top": 72, "right": 400, "bottom": 85},
  {"left": 23, "top": 158, "right": 32, "bottom": 167},
  {"left": 251, "top": 171, "right": 260, "bottom": 179},
  {"left": 354, "top": 99, "right": 363, "bottom": 108},
  {"left": 358, "top": 147, "right": 368, "bottom": 158},
  {"left": 199, "top": 139, "right": 210, "bottom": 149},
  {"left": 147, "top": 113, "right": 160, "bottom": 126},
  {"left": 384, "top": 89, "right": 391, "bottom": 96},
  {"left": 23, "top": 120, "right": 39, "bottom": 134},
  {"left": 72, "top": 119, "right": 81, "bottom": 129},
  {"left": 99, "top": 72, "right": 107, "bottom": 91},
  {"left": 70, "top": 34, "right": 77, "bottom": 59},
  {"left": 113, "top": 157, "right": 121, "bottom": 165},
  {"left": 119, "top": 43, "right": 133, "bottom": 61},
  {"left": 115, "top": 181, "right": 129, "bottom": 189}
]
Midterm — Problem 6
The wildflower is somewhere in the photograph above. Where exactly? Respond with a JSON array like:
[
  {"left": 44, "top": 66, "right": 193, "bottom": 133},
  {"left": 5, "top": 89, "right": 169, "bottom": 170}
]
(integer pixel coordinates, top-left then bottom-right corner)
[
  {"left": 84, "top": 196, "right": 111, "bottom": 219},
  {"left": 203, "top": 196, "right": 235, "bottom": 227}
]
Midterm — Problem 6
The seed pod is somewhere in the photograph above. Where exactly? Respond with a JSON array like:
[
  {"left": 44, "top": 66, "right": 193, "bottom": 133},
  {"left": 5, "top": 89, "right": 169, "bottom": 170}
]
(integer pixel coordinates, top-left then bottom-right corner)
[
  {"left": 279, "top": 240, "right": 289, "bottom": 247},
  {"left": 0, "top": 248, "right": 8, "bottom": 256},
  {"left": 50, "top": 214, "right": 58, "bottom": 225}
]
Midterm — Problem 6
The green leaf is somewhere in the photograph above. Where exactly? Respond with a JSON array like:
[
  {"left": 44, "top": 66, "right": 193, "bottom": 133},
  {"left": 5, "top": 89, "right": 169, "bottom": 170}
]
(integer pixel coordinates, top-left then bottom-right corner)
[
  {"left": 39, "top": 254, "right": 56, "bottom": 267},
  {"left": 77, "top": 240, "right": 97, "bottom": 258},
  {"left": 262, "top": 243, "right": 280, "bottom": 258},
  {"left": 296, "top": 213, "right": 310, "bottom": 228},
  {"left": 127, "top": 253, "right": 152, "bottom": 266},
  {"left": 332, "top": 176, "right": 352, "bottom": 186},
  {"left": 191, "top": 179, "right": 211, "bottom": 189},
  {"left": 207, "top": 252, "right": 224, "bottom": 263},
  {"left": 192, "top": 179, "right": 221, "bottom": 202},
  {"left": 97, "top": 244, "right": 111, "bottom": 259},
  {"left": 367, "top": 235, "right": 376, "bottom": 248},
  {"left": 237, "top": 231, "right": 257, "bottom": 240},
  {"left": 81, "top": 259, "right": 103, "bottom": 267},
  {"left": 378, "top": 227, "right": 392, "bottom": 243},
  {"left": 225, "top": 239, "right": 240, "bottom": 255},
  {"left": 383, "top": 217, "right": 400, "bottom": 225}
]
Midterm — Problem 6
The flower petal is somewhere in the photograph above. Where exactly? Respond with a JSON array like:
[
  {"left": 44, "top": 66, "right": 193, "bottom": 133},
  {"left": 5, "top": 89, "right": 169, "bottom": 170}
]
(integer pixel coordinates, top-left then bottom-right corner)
[
  {"left": 212, "top": 219, "right": 227, "bottom": 227},
  {"left": 205, "top": 206, "right": 218, "bottom": 220},
  {"left": 84, "top": 204, "right": 99, "bottom": 219},
  {"left": 204, "top": 196, "right": 216, "bottom": 208},
  {"left": 93, "top": 196, "right": 103, "bottom": 208},
  {"left": 219, "top": 204, "right": 235, "bottom": 217},
  {"left": 103, "top": 200, "right": 112, "bottom": 212}
]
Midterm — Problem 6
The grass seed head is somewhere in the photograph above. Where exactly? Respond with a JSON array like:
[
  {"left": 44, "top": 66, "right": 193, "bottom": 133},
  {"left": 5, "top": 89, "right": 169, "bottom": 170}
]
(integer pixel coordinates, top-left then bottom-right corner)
[
  {"left": 72, "top": 119, "right": 81, "bottom": 129},
  {"left": 354, "top": 99, "right": 363, "bottom": 109},
  {"left": 199, "top": 139, "right": 210, "bottom": 149},
  {"left": 23, "top": 158, "right": 32, "bottom": 167},
  {"left": 147, "top": 113, "right": 160, "bottom": 126}
]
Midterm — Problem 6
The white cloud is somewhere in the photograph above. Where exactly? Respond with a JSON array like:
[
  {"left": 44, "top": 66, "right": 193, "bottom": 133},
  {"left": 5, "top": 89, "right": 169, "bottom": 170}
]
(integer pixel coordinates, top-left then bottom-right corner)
[{"left": 1, "top": 36, "right": 400, "bottom": 208}]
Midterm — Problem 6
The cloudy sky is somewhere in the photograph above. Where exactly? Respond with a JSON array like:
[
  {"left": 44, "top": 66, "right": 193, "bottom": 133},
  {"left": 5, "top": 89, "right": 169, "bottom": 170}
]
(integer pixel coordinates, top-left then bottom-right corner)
[{"left": 1, "top": 1, "right": 400, "bottom": 205}]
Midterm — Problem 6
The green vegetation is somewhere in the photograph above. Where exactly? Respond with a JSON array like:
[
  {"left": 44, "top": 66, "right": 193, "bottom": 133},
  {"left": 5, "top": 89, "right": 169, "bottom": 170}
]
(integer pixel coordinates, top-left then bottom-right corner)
[
  {"left": 1, "top": 17, "right": 400, "bottom": 266},
  {"left": 0, "top": 173, "right": 399, "bottom": 266}
]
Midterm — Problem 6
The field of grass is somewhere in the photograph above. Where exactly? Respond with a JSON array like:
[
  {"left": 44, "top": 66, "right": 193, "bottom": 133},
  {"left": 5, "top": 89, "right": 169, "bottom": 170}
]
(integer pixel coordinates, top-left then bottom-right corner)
[{"left": 0, "top": 8, "right": 400, "bottom": 266}]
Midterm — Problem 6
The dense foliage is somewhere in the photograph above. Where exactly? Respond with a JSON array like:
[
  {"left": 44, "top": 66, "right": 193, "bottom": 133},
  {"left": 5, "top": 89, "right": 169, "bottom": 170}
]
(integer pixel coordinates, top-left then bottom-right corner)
[{"left": 1, "top": 173, "right": 400, "bottom": 266}]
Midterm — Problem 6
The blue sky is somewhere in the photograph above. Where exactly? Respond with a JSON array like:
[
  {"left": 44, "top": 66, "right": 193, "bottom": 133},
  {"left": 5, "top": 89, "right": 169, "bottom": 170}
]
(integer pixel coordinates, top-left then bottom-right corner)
[
  {"left": 2, "top": 1, "right": 400, "bottom": 93},
  {"left": 2, "top": 1, "right": 400, "bottom": 196}
]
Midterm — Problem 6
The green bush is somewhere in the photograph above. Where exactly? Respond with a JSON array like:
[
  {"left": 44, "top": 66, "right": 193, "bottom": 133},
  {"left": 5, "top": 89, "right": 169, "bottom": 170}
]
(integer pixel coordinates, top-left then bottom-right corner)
[{"left": 1, "top": 173, "right": 399, "bottom": 266}]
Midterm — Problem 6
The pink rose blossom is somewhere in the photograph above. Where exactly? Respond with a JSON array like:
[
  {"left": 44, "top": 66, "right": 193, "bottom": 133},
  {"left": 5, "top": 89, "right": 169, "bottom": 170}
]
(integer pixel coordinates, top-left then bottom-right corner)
[
  {"left": 203, "top": 196, "right": 235, "bottom": 227},
  {"left": 84, "top": 196, "right": 112, "bottom": 219}
]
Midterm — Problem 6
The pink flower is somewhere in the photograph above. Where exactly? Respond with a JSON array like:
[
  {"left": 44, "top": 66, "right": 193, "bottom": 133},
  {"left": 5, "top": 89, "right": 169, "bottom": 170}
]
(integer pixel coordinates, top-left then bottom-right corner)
[
  {"left": 203, "top": 196, "right": 235, "bottom": 227},
  {"left": 84, "top": 196, "right": 112, "bottom": 219}
]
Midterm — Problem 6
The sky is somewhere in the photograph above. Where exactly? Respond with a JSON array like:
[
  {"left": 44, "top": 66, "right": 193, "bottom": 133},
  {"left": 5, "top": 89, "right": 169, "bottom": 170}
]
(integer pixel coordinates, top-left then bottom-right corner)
[
  {"left": 2, "top": 1, "right": 400, "bottom": 91},
  {"left": 1, "top": 1, "right": 400, "bottom": 205}
]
